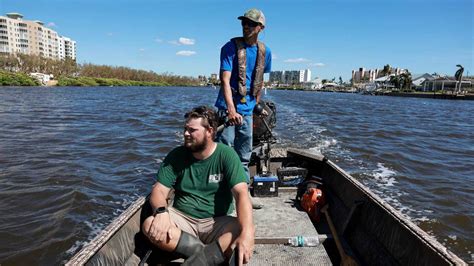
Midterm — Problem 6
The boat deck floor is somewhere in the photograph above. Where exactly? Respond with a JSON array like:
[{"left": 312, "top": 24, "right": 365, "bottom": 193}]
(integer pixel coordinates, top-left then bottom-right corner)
[
  {"left": 125, "top": 190, "right": 332, "bottom": 265},
  {"left": 249, "top": 190, "right": 332, "bottom": 265}
]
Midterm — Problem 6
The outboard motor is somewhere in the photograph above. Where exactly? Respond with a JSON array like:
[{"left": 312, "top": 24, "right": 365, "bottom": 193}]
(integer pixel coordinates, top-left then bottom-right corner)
[
  {"left": 250, "top": 100, "right": 277, "bottom": 177},
  {"left": 252, "top": 100, "right": 276, "bottom": 147}
]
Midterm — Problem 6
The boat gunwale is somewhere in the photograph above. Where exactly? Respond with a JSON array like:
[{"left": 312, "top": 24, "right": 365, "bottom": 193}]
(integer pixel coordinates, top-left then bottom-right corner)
[{"left": 66, "top": 196, "right": 146, "bottom": 265}]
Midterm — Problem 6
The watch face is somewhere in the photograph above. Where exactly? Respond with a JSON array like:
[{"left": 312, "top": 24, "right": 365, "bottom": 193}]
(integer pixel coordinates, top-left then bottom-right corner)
[{"left": 155, "top": 206, "right": 167, "bottom": 214}]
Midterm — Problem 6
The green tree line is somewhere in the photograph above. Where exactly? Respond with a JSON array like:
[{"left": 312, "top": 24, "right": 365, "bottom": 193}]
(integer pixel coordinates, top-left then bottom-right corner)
[
  {"left": 57, "top": 76, "right": 169, "bottom": 87},
  {"left": 0, "top": 54, "right": 200, "bottom": 86},
  {"left": 0, "top": 70, "right": 40, "bottom": 86}
]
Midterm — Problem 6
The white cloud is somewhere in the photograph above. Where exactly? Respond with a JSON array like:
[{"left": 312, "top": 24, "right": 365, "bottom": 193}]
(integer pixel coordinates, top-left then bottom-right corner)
[
  {"left": 310, "top": 63, "right": 325, "bottom": 67},
  {"left": 139, "top": 48, "right": 145, "bottom": 52},
  {"left": 168, "top": 37, "right": 196, "bottom": 45},
  {"left": 272, "top": 53, "right": 278, "bottom": 60},
  {"left": 106, "top": 32, "right": 114, "bottom": 36},
  {"left": 176, "top": 50, "right": 196, "bottom": 56},
  {"left": 155, "top": 38, "right": 163, "bottom": 43},
  {"left": 47, "top": 22, "right": 56, "bottom": 27},
  {"left": 179, "top": 37, "right": 195, "bottom": 45},
  {"left": 284, "top": 58, "right": 310, "bottom": 63}
]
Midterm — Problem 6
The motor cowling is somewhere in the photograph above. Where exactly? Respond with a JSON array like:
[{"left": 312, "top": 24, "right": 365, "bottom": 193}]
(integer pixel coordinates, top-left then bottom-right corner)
[{"left": 252, "top": 100, "right": 276, "bottom": 147}]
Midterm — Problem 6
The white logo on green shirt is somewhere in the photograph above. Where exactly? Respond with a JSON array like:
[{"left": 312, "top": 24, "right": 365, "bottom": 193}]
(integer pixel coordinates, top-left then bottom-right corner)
[{"left": 208, "top": 173, "right": 223, "bottom": 183}]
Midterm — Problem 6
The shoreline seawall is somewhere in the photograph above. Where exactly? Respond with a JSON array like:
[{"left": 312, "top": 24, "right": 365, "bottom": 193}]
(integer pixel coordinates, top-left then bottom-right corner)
[{"left": 375, "top": 91, "right": 474, "bottom": 100}]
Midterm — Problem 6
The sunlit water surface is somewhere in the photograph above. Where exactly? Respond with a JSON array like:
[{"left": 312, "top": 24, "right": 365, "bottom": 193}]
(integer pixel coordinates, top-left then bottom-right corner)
[{"left": 0, "top": 86, "right": 472, "bottom": 264}]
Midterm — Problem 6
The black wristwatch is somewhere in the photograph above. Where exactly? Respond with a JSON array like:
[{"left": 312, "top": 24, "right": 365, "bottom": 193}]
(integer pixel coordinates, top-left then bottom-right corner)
[{"left": 154, "top": 206, "right": 168, "bottom": 216}]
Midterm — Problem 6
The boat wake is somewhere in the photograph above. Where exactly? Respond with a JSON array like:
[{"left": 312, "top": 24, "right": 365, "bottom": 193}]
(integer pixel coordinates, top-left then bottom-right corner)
[
  {"left": 354, "top": 163, "right": 435, "bottom": 225},
  {"left": 373, "top": 163, "right": 398, "bottom": 187}
]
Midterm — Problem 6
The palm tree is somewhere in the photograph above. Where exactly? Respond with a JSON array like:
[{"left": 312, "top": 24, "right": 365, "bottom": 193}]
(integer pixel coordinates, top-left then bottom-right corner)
[
  {"left": 390, "top": 75, "right": 401, "bottom": 90},
  {"left": 455, "top": 65, "right": 464, "bottom": 93},
  {"left": 382, "top": 64, "right": 391, "bottom": 76},
  {"left": 401, "top": 71, "right": 412, "bottom": 91}
]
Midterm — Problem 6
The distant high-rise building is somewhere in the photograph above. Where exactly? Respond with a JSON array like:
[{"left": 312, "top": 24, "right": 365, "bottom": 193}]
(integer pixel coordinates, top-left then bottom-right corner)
[
  {"left": 270, "top": 69, "right": 311, "bottom": 84},
  {"left": 302, "top": 69, "right": 311, "bottom": 82},
  {"left": 284, "top": 70, "right": 300, "bottom": 84},
  {"left": 269, "top": 70, "right": 284, "bottom": 83},
  {"left": 58, "top": 36, "right": 76, "bottom": 60},
  {"left": 0, "top": 13, "right": 76, "bottom": 60}
]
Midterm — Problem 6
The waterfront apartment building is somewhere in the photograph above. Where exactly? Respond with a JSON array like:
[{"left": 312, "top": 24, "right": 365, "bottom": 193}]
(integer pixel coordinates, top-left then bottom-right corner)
[
  {"left": 58, "top": 36, "right": 76, "bottom": 60},
  {"left": 303, "top": 69, "right": 311, "bottom": 83},
  {"left": 284, "top": 71, "right": 301, "bottom": 84},
  {"left": 0, "top": 13, "right": 76, "bottom": 60},
  {"left": 352, "top": 67, "right": 406, "bottom": 83},
  {"left": 269, "top": 71, "right": 284, "bottom": 83},
  {"left": 270, "top": 69, "right": 311, "bottom": 84}
]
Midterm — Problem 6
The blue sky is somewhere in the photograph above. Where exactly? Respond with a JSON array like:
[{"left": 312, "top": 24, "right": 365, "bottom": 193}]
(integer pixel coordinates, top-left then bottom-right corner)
[{"left": 1, "top": 0, "right": 472, "bottom": 81}]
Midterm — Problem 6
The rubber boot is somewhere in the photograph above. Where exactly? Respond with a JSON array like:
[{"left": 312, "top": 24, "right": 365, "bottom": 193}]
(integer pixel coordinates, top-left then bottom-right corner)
[
  {"left": 174, "top": 231, "right": 205, "bottom": 259},
  {"left": 182, "top": 240, "right": 226, "bottom": 266},
  {"left": 228, "top": 247, "right": 239, "bottom": 266}
]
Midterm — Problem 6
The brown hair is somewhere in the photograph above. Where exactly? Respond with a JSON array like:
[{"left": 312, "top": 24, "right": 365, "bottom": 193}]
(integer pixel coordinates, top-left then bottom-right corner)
[{"left": 184, "top": 106, "right": 218, "bottom": 133}]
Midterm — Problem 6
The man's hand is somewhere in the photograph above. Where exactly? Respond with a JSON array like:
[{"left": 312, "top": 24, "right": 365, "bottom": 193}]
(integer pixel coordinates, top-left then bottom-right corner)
[
  {"left": 234, "top": 230, "right": 254, "bottom": 265},
  {"left": 228, "top": 110, "right": 243, "bottom": 126},
  {"left": 146, "top": 212, "right": 173, "bottom": 244}
]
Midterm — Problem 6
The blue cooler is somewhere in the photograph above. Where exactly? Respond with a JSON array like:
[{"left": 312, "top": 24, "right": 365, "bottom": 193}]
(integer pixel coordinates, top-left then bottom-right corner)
[{"left": 252, "top": 174, "right": 279, "bottom": 197}]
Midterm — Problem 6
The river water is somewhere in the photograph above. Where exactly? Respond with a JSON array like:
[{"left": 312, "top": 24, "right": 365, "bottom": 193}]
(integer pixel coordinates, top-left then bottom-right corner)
[{"left": 0, "top": 86, "right": 472, "bottom": 264}]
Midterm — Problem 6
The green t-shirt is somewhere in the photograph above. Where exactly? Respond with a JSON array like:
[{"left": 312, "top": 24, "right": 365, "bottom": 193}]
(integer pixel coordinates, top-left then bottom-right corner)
[{"left": 157, "top": 143, "right": 247, "bottom": 219}]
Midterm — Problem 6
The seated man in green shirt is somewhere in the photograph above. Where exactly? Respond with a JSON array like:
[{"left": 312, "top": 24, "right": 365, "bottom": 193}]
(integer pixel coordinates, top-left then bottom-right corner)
[{"left": 142, "top": 106, "right": 255, "bottom": 265}]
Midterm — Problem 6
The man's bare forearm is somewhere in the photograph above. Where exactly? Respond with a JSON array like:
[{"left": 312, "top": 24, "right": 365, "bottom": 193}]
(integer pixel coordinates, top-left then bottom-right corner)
[
  {"left": 220, "top": 71, "right": 237, "bottom": 114},
  {"left": 234, "top": 184, "right": 255, "bottom": 236},
  {"left": 149, "top": 183, "right": 170, "bottom": 211}
]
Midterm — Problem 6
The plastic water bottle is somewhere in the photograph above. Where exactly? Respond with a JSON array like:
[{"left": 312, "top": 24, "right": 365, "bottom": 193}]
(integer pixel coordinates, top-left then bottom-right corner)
[{"left": 287, "top": 236, "right": 320, "bottom": 247}]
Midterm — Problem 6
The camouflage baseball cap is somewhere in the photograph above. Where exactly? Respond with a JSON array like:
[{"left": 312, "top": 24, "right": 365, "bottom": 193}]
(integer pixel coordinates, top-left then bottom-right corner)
[{"left": 238, "top": 8, "right": 265, "bottom": 27}]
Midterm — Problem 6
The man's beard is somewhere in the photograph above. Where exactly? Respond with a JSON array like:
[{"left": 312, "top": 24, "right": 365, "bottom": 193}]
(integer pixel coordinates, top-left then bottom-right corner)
[
  {"left": 184, "top": 137, "right": 208, "bottom": 152},
  {"left": 243, "top": 29, "right": 254, "bottom": 39}
]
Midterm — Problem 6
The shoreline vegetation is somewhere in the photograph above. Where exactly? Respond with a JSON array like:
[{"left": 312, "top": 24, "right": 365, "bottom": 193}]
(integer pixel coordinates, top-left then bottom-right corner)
[
  {"left": 1, "top": 54, "right": 472, "bottom": 100},
  {"left": 272, "top": 86, "right": 474, "bottom": 100},
  {"left": 57, "top": 76, "right": 171, "bottom": 87},
  {"left": 0, "top": 54, "right": 201, "bottom": 87},
  {"left": 0, "top": 70, "right": 195, "bottom": 87},
  {"left": 0, "top": 70, "right": 40, "bottom": 86}
]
